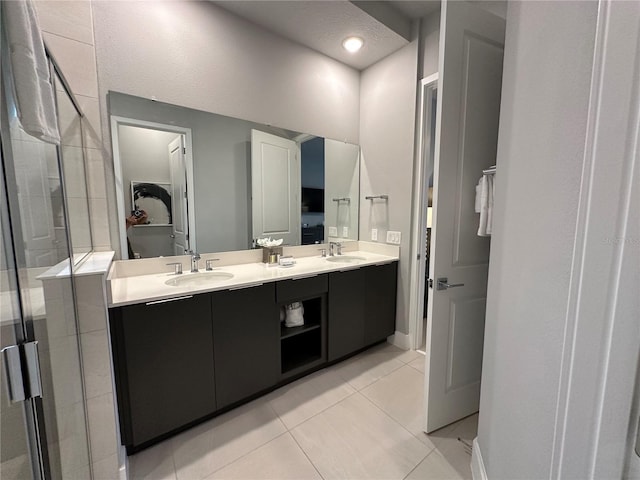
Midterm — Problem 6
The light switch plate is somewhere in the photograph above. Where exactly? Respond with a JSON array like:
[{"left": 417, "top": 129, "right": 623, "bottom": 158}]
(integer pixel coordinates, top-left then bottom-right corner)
[
  {"left": 386, "top": 231, "right": 401, "bottom": 245},
  {"left": 342, "top": 226, "right": 349, "bottom": 237},
  {"left": 328, "top": 226, "right": 338, "bottom": 237},
  {"left": 371, "top": 228, "right": 378, "bottom": 241}
]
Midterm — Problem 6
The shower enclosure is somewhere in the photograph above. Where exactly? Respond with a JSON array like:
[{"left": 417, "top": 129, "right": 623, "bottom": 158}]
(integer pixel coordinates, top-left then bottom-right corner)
[{"left": 1, "top": 45, "right": 95, "bottom": 478}]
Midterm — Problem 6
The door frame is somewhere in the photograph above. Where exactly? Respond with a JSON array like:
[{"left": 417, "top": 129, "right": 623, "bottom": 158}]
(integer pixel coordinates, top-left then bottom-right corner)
[
  {"left": 110, "top": 116, "right": 196, "bottom": 259},
  {"left": 408, "top": 73, "right": 439, "bottom": 351}
]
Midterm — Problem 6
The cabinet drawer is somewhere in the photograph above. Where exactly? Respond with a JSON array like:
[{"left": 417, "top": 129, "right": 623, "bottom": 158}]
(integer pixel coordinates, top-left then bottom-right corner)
[{"left": 276, "top": 274, "right": 328, "bottom": 303}]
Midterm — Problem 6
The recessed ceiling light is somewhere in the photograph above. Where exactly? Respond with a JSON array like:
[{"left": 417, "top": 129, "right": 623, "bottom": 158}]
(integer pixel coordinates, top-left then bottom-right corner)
[{"left": 342, "top": 36, "right": 364, "bottom": 53}]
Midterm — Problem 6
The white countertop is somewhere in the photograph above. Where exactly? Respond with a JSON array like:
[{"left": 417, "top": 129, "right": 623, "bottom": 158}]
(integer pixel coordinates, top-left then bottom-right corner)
[{"left": 108, "top": 250, "right": 398, "bottom": 307}]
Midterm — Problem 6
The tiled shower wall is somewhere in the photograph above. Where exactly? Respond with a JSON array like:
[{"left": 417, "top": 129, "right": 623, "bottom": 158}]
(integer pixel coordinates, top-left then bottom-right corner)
[
  {"left": 35, "top": 0, "right": 111, "bottom": 251},
  {"left": 33, "top": 1, "right": 119, "bottom": 478}
]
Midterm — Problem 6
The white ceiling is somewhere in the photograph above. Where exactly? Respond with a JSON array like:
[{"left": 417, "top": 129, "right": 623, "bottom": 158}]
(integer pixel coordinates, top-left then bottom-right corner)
[
  {"left": 214, "top": 1, "right": 413, "bottom": 70},
  {"left": 214, "top": 1, "right": 506, "bottom": 71}
]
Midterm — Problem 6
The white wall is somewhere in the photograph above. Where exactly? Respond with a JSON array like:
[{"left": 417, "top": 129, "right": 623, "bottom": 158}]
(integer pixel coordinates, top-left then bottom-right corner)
[
  {"left": 420, "top": 10, "right": 440, "bottom": 79},
  {"left": 359, "top": 40, "right": 418, "bottom": 336},
  {"left": 92, "top": 1, "right": 361, "bottom": 257},
  {"left": 475, "top": 1, "right": 600, "bottom": 477},
  {"left": 324, "top": 139, "right": 360, "bottom": 241}
]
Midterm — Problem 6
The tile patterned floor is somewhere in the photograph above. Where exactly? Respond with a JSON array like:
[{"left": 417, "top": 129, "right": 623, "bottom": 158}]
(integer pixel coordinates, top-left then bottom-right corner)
[{"left": 129, "top": 343, "right": 477, "bottom": 480}]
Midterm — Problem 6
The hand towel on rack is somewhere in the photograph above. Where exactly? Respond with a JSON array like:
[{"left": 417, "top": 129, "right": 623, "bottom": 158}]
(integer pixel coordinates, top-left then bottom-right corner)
[
  {"left": 477, "top": 174, "right": 494, "bottom": 236},
  {"left": 486, "top": 173, "right": 495, "bottom": 235},
  {"left": 475, "top": 180, "right": 482, "bottom": 213},
  {"left": 3, "top": 0, "right": 60, "bottom": 144}
]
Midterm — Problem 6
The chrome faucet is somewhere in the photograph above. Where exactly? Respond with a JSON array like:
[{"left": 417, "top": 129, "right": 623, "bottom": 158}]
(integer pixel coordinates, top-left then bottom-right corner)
[
  {"left": 187, "top": 250, "right": 201, "bottom": 272},
  {"left": 329, "top": 242, "right": 342, "bottom": 256}
]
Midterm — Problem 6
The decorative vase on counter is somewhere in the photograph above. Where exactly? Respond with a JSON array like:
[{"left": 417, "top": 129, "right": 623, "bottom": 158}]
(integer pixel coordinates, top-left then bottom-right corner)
[{"left": 262, "top": 246, "right": 283, "bottom": 265}]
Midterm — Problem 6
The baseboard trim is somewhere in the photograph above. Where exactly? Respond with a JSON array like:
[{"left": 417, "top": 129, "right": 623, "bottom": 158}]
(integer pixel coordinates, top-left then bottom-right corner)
[
  {"left": 471, "top": 438, "right": 488, "bottom": 480},
  {"left": 388, "top": 331, "right": 412, "bottom": 350}
]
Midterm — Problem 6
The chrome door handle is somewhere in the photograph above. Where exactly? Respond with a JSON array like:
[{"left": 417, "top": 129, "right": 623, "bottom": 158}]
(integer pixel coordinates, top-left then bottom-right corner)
[{"left": 437, "top": 277, "right": 464, "bottom": 291}]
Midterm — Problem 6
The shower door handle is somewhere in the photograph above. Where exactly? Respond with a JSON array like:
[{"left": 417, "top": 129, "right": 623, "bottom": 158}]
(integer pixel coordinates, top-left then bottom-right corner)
[{"left": 1, "top": 345, "right": 26, "bottom": 403}]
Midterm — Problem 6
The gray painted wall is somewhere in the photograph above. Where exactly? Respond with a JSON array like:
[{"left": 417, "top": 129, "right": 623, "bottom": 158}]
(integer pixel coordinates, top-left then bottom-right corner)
[
  {"left": 324, "top": 139, "right": 360, "bottom": 242},
  {"left": 477, "top": 1, "right": 598, "bottom": 476},
  {"left": 420, "top": 10, "right": 440, "bottom": 79},
  {"left": 110, "top": 93, "right": 300, "bottom": 253},
  {"left": 93, "top": 0, "right": 360, "bottom": 257},
  {"left": 359, "top": 40, "right": 418, "bottom": 336}
]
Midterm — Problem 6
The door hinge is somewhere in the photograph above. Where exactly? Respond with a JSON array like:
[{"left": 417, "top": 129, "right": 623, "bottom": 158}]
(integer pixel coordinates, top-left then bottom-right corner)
[
  {"left": 184, "top": 192, "right": 187, "bottom": 198},
  {"left": 1, "top": 341, "right": 42, "bottom": 403},
  {"left": 428, "top": 278, "right": 433, "bottom": 289},
  {"left": 183, "top": 147, "right": 186, "bottom": 154}
]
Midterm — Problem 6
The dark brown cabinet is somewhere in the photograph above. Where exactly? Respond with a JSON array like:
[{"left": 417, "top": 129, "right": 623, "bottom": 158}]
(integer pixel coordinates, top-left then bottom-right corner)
[
  {"left": 328, "top": 268, "right": 366, "bottom": 361},
  {"left": 364, "top": 262, "right": 398, "bottom": 345},
  {"left": 109, "top": 261, "right": 397, "bottom": 453},
  {"left": 110, "top": 294, "right": 216, "bottom": 451},
  {"left": 211, "top": 283, "right": 279, "bottom": 409},
  {"left": 328, "top": 262, "right": 398, "bottom": 362}
]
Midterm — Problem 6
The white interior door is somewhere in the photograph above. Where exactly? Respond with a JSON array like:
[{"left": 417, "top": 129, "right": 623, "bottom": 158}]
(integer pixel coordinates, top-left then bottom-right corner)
[
  {"left": 251, "top": 129, "right": 300, "bottom": 245},
  {"left": 424, "top": 0, "right": 505, "bottom": 432},
  {"left": 14, "top": 140, "right": 56, "bottom": 267},
  {"left": 169, "top": 135, "right": 189, "bottom": 255}
]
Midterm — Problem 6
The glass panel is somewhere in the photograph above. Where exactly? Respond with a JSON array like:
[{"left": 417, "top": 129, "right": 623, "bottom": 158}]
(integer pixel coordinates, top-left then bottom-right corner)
[
  {"left": 53, "top": 73, "right": 92, "bottom": 265},
  {"left": 0, "top": 155, "right": 36, "bottom": 480},
  {"left": 5, "top": 78, "right": 92, "bottom": 479}
]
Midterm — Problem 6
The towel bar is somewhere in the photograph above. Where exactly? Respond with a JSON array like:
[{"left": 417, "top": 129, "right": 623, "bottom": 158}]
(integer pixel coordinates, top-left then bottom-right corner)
[{"left": 365, "top": 195, "right": 389, "bottom": 200}]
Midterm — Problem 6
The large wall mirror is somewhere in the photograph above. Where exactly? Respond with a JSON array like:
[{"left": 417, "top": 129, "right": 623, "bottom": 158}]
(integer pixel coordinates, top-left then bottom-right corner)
[{"left": 109, "top": 92, "right": 360, "bottom": 259}]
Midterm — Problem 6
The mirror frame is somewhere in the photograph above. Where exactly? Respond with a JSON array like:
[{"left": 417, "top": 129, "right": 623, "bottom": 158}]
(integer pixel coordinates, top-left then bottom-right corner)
[{"left": 110, "top": 115, "right": 197, "bottom": 259}]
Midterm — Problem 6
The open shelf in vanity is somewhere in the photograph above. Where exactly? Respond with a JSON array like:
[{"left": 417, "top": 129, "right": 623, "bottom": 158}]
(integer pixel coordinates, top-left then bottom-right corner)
[{"left": 277, "top": 281, "right": 327, "bottom": 379}]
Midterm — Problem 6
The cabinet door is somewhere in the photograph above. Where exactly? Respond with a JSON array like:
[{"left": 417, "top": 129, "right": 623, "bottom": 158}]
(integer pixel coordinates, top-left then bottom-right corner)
[
  {"left": 212, "top": 283, "right": 279, "bottom": 409},
  {"left": 328, "top": 268, "right": 366, "bottom": 361},
  {"left": 364, "top": 262, "right": 398, "bottom": 345},
  {"left": 112, "top": 294, "right": 215, "bottom": 449}
]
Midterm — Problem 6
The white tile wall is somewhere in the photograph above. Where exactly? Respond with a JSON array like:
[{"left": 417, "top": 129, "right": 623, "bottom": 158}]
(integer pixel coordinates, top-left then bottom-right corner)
[
  {"left": 80, "top": 329, "right": 112, "bottom": 399},
  {"left": 42, "top": 32, "right": 99, "bottom": 98},
  {"left": 86, "top": 392, "right": 119, "bottom": 462},
  {"left": 35, "top": 0, "right": 94, "bottom": 45}
]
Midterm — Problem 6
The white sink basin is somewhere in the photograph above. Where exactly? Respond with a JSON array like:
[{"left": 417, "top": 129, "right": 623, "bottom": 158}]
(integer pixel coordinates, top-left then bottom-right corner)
[
  {"left": 326, "top": 255, "right": 367, "bottom": 264},
  {"left": 165, "top": 271, "right": 234, "bottom": 287}
]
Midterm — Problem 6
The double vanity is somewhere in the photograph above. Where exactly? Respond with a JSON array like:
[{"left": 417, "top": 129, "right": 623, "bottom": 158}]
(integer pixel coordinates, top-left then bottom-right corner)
[{"left": 107, "top": 242, "right": 399, "bottom": 453}]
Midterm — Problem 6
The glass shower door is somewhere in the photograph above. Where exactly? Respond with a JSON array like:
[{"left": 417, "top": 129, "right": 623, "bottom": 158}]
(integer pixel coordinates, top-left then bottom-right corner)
[
  {"left": 0, "top": 55, "right": 92, "bottom": 480},
  {"left": 0, "top": 150, "right": 39, "bottom": 480}
]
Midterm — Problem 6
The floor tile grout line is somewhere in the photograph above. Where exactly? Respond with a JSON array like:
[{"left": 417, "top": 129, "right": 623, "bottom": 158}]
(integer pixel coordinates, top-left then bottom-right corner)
[
  {"left": 279, "top": 389, "right": 360, "bottom": 432},
  {"left": 266, "top": 368, "right": 360, "bottom": 431},
  {"left": 204, "top": 431, "right": 291, "bottom": 479},
  {"left": 355, "top": 390, "right": 434, "bottom": 462},
  {"left": 407, "top": 363, "right": 424, "bottom": 375},
  {"left": 346, "top": 357, "right": 407, "bottom": 392},
  {"left": 288, "top": 429, "right": 326, "bottom": 480},
  {"left": 170, "top": 438, "right": 179, "bottom": 480},
  {"left": 172, "top": 403, "right": 288, "bottom": 480},
  {"left": 353, "top": 360, "right": 414, "bottom": 395},
  {"left": 401, "top": 448, "right": 440, "bottom": 480}
]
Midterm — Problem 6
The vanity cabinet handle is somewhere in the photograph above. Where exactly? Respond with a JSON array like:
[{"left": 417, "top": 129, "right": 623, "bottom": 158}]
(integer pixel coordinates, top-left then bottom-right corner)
[
  {"left": 229, "top": 283, "right": 264, "bottom": 291},
  {"left": 146, "top": 295, "right": 193, "bottom": 305},
  {"left": 292, "top": 274, "right": 319, "bottom": 281}
]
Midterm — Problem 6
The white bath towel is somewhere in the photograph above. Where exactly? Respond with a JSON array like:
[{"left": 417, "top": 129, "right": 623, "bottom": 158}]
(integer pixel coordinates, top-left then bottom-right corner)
[
  {"left": 477, "top": 174, "right": 494, "bottom": 236},
  {"left": 3, "top": 0, "right": 60, "bottom": 144},
  {"left": 475, "top": 180, "right": 482, "bottom": 213}
]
